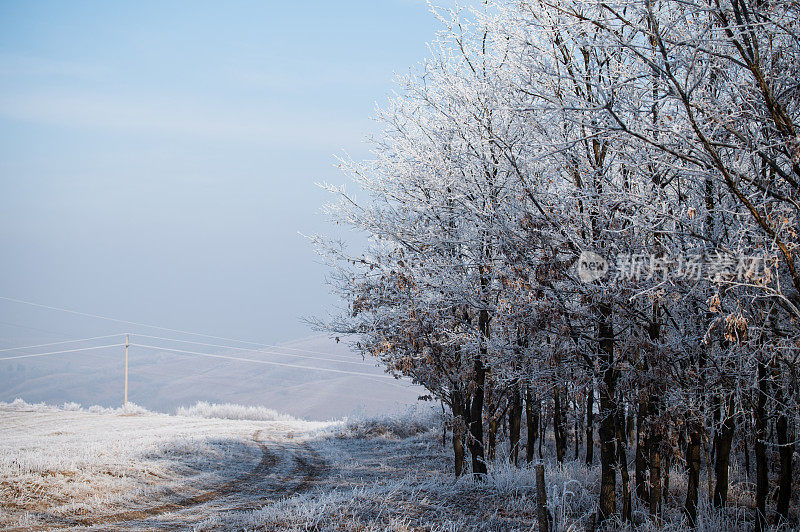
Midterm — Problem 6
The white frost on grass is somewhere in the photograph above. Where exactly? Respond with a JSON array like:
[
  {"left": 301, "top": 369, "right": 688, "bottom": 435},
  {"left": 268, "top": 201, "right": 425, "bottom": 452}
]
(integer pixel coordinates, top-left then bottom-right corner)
[
  {"left": 1, "top": 397, "right": 152, "bottom": 415},
  {"left": 328, "top": 404, "right": 441, "bottom": 440},
  {"left": 1, "top": 400, "right": 769, "bottom": 531},
  {"left": 194, "top": 410, "right": 769, "bottom": 531},
  {"left": 176, "top": 400, "right": 305, "bottom": 423},
  {"left": 0, "top": 399, "right": 322, "bottom": 529}
]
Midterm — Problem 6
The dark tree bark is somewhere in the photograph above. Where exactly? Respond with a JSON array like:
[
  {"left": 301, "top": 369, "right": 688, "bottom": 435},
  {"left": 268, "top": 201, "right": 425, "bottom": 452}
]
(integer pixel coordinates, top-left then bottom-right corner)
[
  {"left": 597, "top": 301, "right": 617, "bottom": 523},
  {"left": 775, "top": 383, "right": 793, "bottom": 525},
  {"left": 635, "top": 394, "right": 649, "bottom": 503},
  {"left": 662, "top": 448, "right": 671, "bottom": 508},
  {"left": 616, "top": 403, "right": 632, "bottom": 523},
  {"left": 586, "top": 381, "right": 595, "bottom": 465},
  {"left": 647, "top": 390, "right": 663, "bottom": 519},
  {"left": 536, "top": 464, "right": 549, "bottom": 532},
  {"left": 649, "top": 433, "right": 662, "bottom": 519},
  {"left": 540, "top": 400, "right": 548, "bottom": 460},
  {"left": 451, "top": 389, "right": 467, "bottom": 477},
  {"left": 468, "top": 355, "right": 487, "bottom": 478},
  {"left": 626, "top": 404, "right": 635, "bottom": 444},
  {"left": 554, "top": 382, "right": 566, "bottom": 463},
  {"left": 710, "top": 394, "right": 721, "bottom": 465},
  {"left": 488, "top": 416, "right": 498, "bottom": 463},
  {"left": 468, "top": 297, "right": 490, "bottom": 478},
  {"left": 574, "top": 390, "right": 581, "bottom": 460},
  {"left": 684, "top": 421, "right": 702, "bottom": 527},
  {"left": 712, "top": 395, "right": 736, "bottom": 508},
  {"left": 526, "top": 386, "right": 540, "bottom": 464},
  {"left": 646, "top": 307, "right": 663, "bottom": 520},
  {"left": 509, "top": 381, "right": 522, "bottom": 466},
  {"left": 755, "top": 360, "right": 768, "bottom": 532},
  {"left": 743, "top": 412, "right": 751, "bottom": 477}
]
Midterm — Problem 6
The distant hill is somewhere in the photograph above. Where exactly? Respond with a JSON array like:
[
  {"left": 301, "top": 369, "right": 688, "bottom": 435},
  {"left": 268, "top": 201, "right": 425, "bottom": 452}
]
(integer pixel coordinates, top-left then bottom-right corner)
[{"left": 0, "top": 335, "right": 423, "bottom": 420}]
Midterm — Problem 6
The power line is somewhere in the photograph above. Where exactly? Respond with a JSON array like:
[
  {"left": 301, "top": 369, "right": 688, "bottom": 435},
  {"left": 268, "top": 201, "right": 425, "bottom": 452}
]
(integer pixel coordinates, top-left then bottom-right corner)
[
  {"left": 131, "top": 343, "right": 401, "bottom": 382},
  {"left": 0, "top": 334, "right": 125, "bottom": 353},
  {"left": 0, "top": 336, "right": 413, "bottom": 390},
  {"left": 129, "top": 334, "right": 372, "bottom": 366},
  {"left": 0, "top": 295, "right": 355, "bottom": 359},
  {"left": 249, "top": 336, "right": 359, "bottom": 359},
  {"left": 0, "top": 344, "right": 124, "bottom": 361}
]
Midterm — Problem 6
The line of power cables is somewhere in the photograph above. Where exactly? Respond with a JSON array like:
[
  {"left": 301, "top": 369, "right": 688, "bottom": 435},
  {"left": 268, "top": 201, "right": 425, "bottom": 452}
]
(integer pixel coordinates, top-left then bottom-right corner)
[
  {"left": 128, "top": 334, "right": 371, "bottom": 366},
  {"left": 0, "top": 334, "right": 405, "bottom": 387},
  {"left": 129, "top": 343, "right": 405, "bottom": 385},
  {"left": 0, "top": 344, "right": 125, "bottom": 361},
  {"left": 0, "top": 296, "right": 409, "bottom": 385},
  {"left": 0, "top": 332, "right": 372, "bottom": 368},
  {"left": 0, "top": 334, "right": 125, "bottom": 353},
  {"left": 0, "top": 296, "right": 350, "bottom": 358}
]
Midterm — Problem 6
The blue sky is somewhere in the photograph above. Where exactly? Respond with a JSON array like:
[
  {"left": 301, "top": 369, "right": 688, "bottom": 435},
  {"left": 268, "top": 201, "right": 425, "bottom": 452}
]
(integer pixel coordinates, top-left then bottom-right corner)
[{"left": 0, "top": 1, "right": 446, "bottom": 345}]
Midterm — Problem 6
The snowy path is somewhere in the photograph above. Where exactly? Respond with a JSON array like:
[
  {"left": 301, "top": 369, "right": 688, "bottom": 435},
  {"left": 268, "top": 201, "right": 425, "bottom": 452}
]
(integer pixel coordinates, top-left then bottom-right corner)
[{"left": 0, "top": 405, "right": 330, "bottom": 529}]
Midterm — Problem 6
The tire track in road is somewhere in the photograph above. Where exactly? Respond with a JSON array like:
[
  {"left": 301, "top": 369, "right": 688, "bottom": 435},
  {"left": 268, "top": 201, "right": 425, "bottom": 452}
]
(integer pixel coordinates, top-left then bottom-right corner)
[
  {"left": 20, "top": 430, "right": 328, "bottom": 530},
  {"left": 227, "top": 440, "right": 329, "bottom": 512}
]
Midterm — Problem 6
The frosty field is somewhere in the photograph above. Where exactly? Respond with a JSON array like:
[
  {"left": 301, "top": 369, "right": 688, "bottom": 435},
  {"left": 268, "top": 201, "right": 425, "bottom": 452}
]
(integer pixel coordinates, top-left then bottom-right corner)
[
  {"left": 0, "top": 400, "right": 569, "bottom": 531},
  {"left": 0, "top": 400, "right": 771, "bottom": 531},
  {"left": 0, "top": 400, "right": 333, "bottom": 529}
]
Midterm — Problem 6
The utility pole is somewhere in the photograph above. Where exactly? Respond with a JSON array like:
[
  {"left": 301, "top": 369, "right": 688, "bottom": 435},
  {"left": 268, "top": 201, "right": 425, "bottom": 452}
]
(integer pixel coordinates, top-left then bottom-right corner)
[{"left": 124, "top": 333, "right": 129, "bottom": 407}]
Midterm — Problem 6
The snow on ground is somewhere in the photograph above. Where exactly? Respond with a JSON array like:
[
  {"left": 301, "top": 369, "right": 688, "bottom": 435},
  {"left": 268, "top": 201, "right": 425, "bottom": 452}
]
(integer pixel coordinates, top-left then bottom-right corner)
[
  {"left": 1, "top": 399, "right": 759, "bottom": 531},
  {"left": 0, "top": 399, "right": 330, "bottom": 529}
]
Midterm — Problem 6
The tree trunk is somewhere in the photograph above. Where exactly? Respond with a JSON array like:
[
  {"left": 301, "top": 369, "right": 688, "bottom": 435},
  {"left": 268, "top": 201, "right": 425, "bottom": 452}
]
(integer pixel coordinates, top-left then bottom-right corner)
[
  {"left": 554, "top": 383, "right": 565, "bottom": 464},
  {"left": 646, "top": 306, "right": 663, "bottom": 520},
  {"left": 536, "top": 464, "right": 549, "bottom": 532},
  {"left": 712, "top": 394, "right": 735, "bottom": 508},
  {"left": 509, "top": 381, "right": 522, "bottom": 466},
  {"left": 710, "top": 394, "right": 720, "bottom": 465},
  {"left": 684, "top": 421, "right": 702, "bottom": 527},
  {"left": 574, "top": 391, "right": 581, "bottom": 460},
  {"left": 649, "top": 432, "right": 662, "bottom": 519},
  {"left": 743, "top": 413, "right": 751, "bottom": 477},
  {"left": 539, "top": 400, "right": 547, "bottom": 459},
  {"left": 468, "top": 355, "right": 487, "bottom": 478},
  {"left": 616, "top": 403, "right": 631, "bottom": 523},
  {"left": 486, "top": 382, "right": 498, "bottom": 463},
  {"left": 662, "top": 449, "right": 670, "bottom": 508},
  {"left": 597, "top": 302, "right": 617, "bottom": 523},
  {"left": 586, "top": 381, "right": 595, "bottom": 465},
  {"left": 755, "top": 361, "right": 768, "bottom": 532},
  {"left": 635, "top": 394, "right": 649, "bottom": 503},
  {"left": 526, "top": 386, "right": 539, "bottom": 464},
  {"left": 626, "top": 404, "right": 635, "bottom": 444},
  {"left": 775, "top": 384, "right": 793, "bottom": 525},
  {"left": 451, "top": 389, "right": 467, "bottom": 477},
  {"left": 647, "top": 388, "right": 663, "bottom": 519},
  {"left": 488, "top": 416, "right": 497, "bottom": 463}
]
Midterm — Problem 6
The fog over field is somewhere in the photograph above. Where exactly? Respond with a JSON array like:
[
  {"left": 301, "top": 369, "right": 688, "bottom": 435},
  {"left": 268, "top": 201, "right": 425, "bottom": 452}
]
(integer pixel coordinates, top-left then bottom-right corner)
[
  {"left": 0, "top": 334, "right": 423, "bottom": 420},
  {"left": 0, "top": 0, "right": 437, "bottom": 422}
]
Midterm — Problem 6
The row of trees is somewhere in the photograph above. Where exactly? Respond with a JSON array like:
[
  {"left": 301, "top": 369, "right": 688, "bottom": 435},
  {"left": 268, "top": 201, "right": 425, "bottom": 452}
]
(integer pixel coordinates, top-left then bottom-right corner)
[{"left": 314, "top": 0, "right": 798, "bottom": 528}]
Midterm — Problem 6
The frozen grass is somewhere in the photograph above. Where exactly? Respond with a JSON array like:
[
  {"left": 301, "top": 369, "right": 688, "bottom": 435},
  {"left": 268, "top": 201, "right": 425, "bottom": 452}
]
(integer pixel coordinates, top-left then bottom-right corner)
[
  {"left": 3, "top": 400, "right": 795, "bottom": 530},
  {"left": 329, "top": 404, "right": 441, "bottom": 440},
  {"left": 2, "top": 397, "right": 152, "bottom": 415},
  {"left": 0, "top": 400, "right": 311, "bottom": 529},
  {"left": 196, "top": 414, "right": 793, "bottom": 531},
  {"left": 176, "top": 401, "right": 304, "bottom": 423}
]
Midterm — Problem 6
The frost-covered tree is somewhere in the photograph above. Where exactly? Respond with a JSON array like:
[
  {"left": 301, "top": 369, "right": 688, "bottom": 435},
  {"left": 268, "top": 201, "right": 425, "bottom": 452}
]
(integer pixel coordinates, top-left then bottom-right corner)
[{"left": 314, "top": 0, "right": 798, "bottom": 527}]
